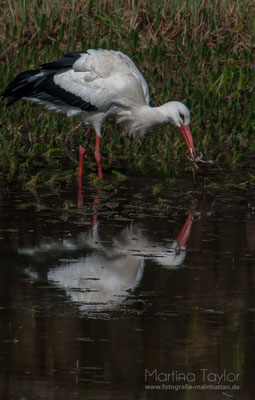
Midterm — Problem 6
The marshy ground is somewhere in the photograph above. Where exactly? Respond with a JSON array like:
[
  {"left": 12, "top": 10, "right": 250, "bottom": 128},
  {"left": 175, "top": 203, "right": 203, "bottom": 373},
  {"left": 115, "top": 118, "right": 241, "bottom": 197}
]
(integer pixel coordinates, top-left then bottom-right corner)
[{"left": 1, "top": 0, "right": 255, "bottom": 181}]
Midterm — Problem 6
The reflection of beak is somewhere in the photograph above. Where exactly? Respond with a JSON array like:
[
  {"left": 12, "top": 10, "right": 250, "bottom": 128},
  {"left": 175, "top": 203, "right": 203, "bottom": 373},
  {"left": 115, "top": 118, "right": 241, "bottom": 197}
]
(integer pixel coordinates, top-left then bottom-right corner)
[
  {"left": 176, "top": 213, "right": 193, "bottom": 247},
  {"left": 179, "top": 124, "right": 198, "bottom": 169}
]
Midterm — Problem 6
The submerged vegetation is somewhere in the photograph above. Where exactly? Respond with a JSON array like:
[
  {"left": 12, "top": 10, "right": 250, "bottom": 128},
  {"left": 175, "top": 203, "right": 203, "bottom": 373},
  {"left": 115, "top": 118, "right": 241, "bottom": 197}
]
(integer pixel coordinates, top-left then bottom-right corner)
[{"left": 1, "top": 0, "right": 255, "bottom": 182}]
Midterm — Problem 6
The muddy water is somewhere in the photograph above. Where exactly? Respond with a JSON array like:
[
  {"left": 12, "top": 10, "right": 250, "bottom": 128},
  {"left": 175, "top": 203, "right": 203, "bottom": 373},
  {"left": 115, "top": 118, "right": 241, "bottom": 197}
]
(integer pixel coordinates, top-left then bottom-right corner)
[{"left": 0, "top": 173, "right": 254, "bottom": 400}]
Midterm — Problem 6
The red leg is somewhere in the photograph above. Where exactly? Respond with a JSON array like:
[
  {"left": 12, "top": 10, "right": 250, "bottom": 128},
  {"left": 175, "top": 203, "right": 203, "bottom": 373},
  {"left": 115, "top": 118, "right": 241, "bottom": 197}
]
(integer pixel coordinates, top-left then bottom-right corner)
[
  {"left": 78, "top": 146, "right": 85, "bottom": 179},
  {"left": 95, "top": 133, "right": 103, "bottom": 179}
]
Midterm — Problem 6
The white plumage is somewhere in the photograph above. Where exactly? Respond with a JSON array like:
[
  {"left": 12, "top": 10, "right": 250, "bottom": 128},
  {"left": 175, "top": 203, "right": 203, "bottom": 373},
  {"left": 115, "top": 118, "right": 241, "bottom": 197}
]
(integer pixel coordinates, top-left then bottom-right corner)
[{"left": 2, "top": 49, "right": 198, "bottom": 178}]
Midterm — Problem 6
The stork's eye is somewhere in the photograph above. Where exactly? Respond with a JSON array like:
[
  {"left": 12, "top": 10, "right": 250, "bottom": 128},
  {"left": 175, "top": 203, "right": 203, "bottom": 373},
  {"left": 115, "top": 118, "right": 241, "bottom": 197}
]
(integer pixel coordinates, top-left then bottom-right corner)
[{"left": 179, "top": 113, "right": 184, "bottom": 122}]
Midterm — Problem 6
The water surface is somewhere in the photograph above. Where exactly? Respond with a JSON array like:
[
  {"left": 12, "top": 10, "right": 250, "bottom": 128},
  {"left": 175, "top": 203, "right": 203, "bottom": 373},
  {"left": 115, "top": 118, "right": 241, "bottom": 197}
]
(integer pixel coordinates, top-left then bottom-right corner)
[{"left": 0, "top": 173, "right": 254, "bottom": 399}]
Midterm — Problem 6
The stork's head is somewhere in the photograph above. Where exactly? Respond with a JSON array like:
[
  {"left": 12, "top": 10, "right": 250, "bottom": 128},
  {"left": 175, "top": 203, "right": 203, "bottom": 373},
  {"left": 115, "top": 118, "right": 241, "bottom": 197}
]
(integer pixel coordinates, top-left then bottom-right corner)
[{"left": 161, "top": 101, "right": 198, "bottom": 168}]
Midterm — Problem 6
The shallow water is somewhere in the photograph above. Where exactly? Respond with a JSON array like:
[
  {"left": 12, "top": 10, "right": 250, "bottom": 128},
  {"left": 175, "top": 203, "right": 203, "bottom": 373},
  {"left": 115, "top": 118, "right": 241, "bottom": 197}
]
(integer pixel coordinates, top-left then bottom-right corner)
[{"left": 0, "top": 173, "right": 254, "bottom": 399}]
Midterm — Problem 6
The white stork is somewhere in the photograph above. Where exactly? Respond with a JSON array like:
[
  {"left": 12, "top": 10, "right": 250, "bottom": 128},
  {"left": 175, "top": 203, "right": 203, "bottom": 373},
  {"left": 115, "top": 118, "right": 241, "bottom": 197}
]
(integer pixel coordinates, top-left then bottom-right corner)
[{"left": 2, "top": 49, "right": 198, "bottom": 179}]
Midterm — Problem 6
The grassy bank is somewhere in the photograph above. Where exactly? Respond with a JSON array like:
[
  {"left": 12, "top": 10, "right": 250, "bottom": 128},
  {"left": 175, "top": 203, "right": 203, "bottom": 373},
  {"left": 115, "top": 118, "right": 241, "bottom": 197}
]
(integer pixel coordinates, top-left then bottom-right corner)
[{"left": 1, "top": 0, "right": 255, "bottom": 183}]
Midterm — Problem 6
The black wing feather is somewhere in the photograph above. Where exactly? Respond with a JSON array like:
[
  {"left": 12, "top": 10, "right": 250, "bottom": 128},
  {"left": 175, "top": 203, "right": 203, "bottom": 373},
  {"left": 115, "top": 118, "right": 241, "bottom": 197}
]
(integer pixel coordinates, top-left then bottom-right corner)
[
  {"left": 2, "top": 69, "right": 43, "bottom": 105},
  {"left": 2, "top": 52, "right": 97, "bottom": 111},
  {"left": 41, "top": 52, "right": 83, "bottom": 69}
]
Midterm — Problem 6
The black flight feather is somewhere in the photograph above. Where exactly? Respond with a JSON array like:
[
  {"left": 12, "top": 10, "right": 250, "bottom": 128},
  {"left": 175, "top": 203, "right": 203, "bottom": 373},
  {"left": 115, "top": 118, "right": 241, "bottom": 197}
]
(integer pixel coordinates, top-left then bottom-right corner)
[
  {"left": 2, "top": 52, "right": 97, "bottom": 111},
  {"left": 41, "top": 52, "right": 83, "bottom": 70}
]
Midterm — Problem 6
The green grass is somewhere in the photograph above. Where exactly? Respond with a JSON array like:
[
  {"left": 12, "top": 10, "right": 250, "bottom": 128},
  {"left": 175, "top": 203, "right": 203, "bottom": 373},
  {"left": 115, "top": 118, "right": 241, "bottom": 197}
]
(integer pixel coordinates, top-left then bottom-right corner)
[{"left": 1, "top": 0, "right": 255, "bottom": 182}]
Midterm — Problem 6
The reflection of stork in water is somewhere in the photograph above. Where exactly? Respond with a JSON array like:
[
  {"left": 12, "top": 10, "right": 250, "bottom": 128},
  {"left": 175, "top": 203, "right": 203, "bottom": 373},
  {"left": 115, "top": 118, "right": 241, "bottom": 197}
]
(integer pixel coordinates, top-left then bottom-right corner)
[{"left": 21, "top": 208, "right": 193, "bottom": 312}]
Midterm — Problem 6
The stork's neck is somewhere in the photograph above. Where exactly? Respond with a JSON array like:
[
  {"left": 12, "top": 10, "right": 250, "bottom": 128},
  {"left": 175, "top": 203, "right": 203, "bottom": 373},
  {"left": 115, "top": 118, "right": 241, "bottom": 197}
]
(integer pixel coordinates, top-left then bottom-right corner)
[
  {"left": 134, "top": 104, "right": 170, "bottom": 127},
  {"left": 114, "top": 103, "right": 171, "bottom": 138}
]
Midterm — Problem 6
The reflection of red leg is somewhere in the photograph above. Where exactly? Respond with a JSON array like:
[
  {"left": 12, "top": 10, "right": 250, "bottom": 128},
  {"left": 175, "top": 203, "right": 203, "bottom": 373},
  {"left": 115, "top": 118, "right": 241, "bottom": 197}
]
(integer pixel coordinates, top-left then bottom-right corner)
[
  {"left": 95, "top": 133, "right": 103, "bottom": 179},
  {"left": 176, "top": 213, "right": 193, "bottom": 247},
  {"left": 78, "top": 176, "right": 83, "bottom": 208},
  {"left": 92, "top": 189, "right": 100, "bottom": 228},
  {"left": 78, "top": 128, "right": 94, "bottom": 179}
]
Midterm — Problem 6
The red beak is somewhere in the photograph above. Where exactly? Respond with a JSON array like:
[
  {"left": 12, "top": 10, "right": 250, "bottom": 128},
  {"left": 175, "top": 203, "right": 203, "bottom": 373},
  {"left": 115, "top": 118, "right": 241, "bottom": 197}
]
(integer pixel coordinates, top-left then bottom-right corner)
[{"left": 179, "top": 124, "right": 198, "bottom": 169}]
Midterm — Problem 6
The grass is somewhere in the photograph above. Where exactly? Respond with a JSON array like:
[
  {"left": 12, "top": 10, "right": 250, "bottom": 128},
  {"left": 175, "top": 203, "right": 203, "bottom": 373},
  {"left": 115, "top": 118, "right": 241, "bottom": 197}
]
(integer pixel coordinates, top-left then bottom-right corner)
[{"left": 1, "top": 0, "right": 255, "bottom": 182}]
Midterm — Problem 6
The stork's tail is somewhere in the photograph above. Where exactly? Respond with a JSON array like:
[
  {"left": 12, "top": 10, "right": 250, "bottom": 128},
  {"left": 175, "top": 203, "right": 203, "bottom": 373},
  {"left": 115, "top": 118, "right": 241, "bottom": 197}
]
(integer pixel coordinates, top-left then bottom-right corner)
[
  {"left": 2, "top": 69, "right": 49, "bottom": 106},
  {"left": 2, "top": 52, "right": 82, "bottom": 107}
]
